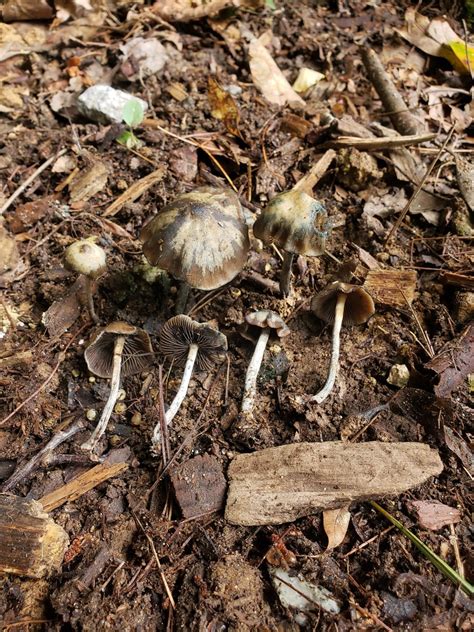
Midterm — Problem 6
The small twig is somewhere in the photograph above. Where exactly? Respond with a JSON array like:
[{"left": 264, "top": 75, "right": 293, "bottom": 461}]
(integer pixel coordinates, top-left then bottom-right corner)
[
  {"left": 1, "top": 420, "right": 85, "bottom": 492},
  {"left": 385, "top": 126, "right": 455, "bottom": 244},
  {"left": 158, "top": 365, "right": 171, "bottom": 465},
  {"left": 449, "top": 523, "right": 465, "bottom": 578},
  {"left": 343, "top": 526, "right": 394, "bottom": 558},
  {"left": 0, "top": 148, "right": 67, "bottom": 216},
  {"left": 400, "top": 288, "right": 435, "bottom": 358},
  {"left": 349, "top": 598, "right": 394, "bottom": 632},
  {"left": 0, "top": 325, "right": 86, "bottom": 427},
  {"left": 322, "top": 132, "right": 436, "bottom": 151},
  {"left": 292, "top": 149, "right": 336, "bottom": 194}
]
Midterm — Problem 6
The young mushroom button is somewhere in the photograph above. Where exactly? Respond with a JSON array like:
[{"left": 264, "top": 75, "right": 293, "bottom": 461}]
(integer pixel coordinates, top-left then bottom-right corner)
[
  {"left": 310, "top": 282, "right": 375, "bottom": 403},
  {"left": 253, "top": 190, "right": 330, "bottom": 297},
  {"left": 241, "top": 310, "right": 290, "bottom": 417},
  {"left": 140, "top": 186, "right": 250, "bottom": 311},
  {"left": 64, "top": 238, "right": 106, "bottom": 323},
  {"left": 81, "top": 321, "right": 153, "bottom": 452},
  {"left": 152, "top": 315, "right": 228, "bottom": 448}
]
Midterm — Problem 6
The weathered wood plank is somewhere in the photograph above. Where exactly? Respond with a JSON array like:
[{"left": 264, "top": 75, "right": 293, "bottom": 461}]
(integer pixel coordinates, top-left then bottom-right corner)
[{"left": 225, "top": 441, "right": 443, "bottom": 526}]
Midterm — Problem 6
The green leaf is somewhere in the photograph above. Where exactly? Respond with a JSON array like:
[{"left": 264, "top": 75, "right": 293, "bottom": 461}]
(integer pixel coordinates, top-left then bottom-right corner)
[
  {"left": 370, "top": 501, "right": 474, "bottom": 597},
  {"left": 122, "top": 99, "right": 144, "bottom": 128},
  {"left": 116, "top": 130, "right": 142, "bottom": 150},
  {"left": 265, "top": 0, "right": 277, "bottom": 8}
]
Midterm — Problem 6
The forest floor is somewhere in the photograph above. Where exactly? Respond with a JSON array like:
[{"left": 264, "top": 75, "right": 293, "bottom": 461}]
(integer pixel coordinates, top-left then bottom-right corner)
[{"left": 0, "top": 0, "right": 473, "bottom": 630}]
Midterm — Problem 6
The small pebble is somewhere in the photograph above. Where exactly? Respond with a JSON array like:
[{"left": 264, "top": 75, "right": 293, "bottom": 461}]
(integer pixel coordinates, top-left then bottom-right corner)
[
  {"left": 114, "top": 402, "right": 127, "bottom": 414},
  {"left": 86, "top": 409, "right": 97, "bottom": 421},
  {"left": 71, "top": 369, "right": 80, "bottom": 378},
  {"left": 131, "top": 412, "right": 142, "bottom": 426},
  {"left": 77, "top": 85, "right": 148, "bottom": 125},
  {"left": 88, "top": 376, "right": 96, "bottom": 383},
  {"left": 387, "top": 364, "right": 410, "bottom": 388}
]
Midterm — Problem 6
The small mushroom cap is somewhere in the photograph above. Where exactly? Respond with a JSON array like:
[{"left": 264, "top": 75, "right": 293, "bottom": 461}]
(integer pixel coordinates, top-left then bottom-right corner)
[
  {"left": 159, "top": 315, "right": 228, "bottom": 371},
  {"left": 245, "top": 310, "right": 291, "bottom": 338},
  {"left": 140, "top": 186, "right": 250, "bottom": 291},
  {"left": 84, "top": 321, "right": 153, "bottom": 378},
  {"left": 311, "top": 281, "right": 375, "bottom": 325},
  {"left": 64, "top": 239, "right": 106, "bottom": 279},
  {"left": 253, "top": 190, "right": 331, "bottom": 256}
]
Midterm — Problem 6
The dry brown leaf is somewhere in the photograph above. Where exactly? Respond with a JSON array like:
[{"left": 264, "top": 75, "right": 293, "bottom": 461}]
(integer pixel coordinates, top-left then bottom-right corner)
[
  {"left": 208, "top": 77, "right": 242, "bottom": 138},
  {"left": 409, "top": 500, "right": 461, "bottom": 531},
  {"left": 119, "top": 37, "right": 168, "bottom": 81},
  {"left": 455, "top": 155, "right": 474, "bottom": 212},
  {"left": 2, "top": 0, "right": 53, "bottom": 22},
  {"left": 153, "top": 0, "right": 236, "bottom": 21},
  {"left": 248, "top": 34, "right": 305, "bottom": 107},
  {"left": 323, "top": 506, "right": 351, "bottom": 550},
  {"left": 426, "top": 323, "right": 474, "bottom": 398},
  {"left": 0, "top": 222, "right": 19, "bottom": 274}
]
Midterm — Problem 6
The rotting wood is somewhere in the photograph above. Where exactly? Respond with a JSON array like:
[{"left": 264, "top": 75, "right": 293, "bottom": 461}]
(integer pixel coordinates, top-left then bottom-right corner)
[
  {"left": 39, "top": 461, "right": 128, "bottom": 512},
  {"left": 363, "top": 269, "right": 417, "bottom": 307},
  {"left": 225, "top": 441, "right": 443, "bottom": 526},
  {"left": 439, "top": 271, "right": 474, "bottom": 290},
  {"left": 0, "top": 494, "right": 69, "bottom": 578},
  {"left": 102, "top": 166, "right": 165, "bottom": 217}
]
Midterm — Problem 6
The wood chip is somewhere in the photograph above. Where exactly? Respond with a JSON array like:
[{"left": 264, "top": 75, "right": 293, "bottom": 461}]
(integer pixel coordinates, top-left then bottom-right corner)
[
  {"left": 69, "top": 161, "right": 108, "bottom": 204},
  {"left": 170, "top": 454, "right": 227, "bottom": 519},
  {"left": 440, "top": 271, "right": 474, "bottom": 290},
  {"left": 363, "top": 269, "right": 417, "bottom": 306},
  {"left": 39, "top": 461, "right": 128, "bottom": 512},
  {"left": 322, "top": 133, "right": 436, "bottom": 150},
  {"left": 102, "top": 166, "right": 165, "bottom": 217},
  {"left": 0, "top": 493, "right": 69, "bottom": 578},
  {"left": 426, "top": 322, "right": 474, "bottom": 398},
  {"left": 225, "top": 441, "right": 443, "bottom": 526},
  {"left": 409, "top": 500, "right": 461, "bottom": 531}
]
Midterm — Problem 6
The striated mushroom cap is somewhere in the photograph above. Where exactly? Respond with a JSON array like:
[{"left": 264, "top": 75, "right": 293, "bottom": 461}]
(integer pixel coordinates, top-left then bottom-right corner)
[
  {"left": 159, "top": 315, "right": 228, "bottom": 371},
  {"left": 84, "top": 321, "right": 153, "bottom": 378},
  {"left": 253, "top": 190, "right": 331, "bottom": 256},
  {"left": 140, "top": 187, "right": 250, "bottom": 291},
  {"left": 311, "top": 282, "right": 375, "bottom": 326},
  {"left": 245, "top": 309, "right": 291, "bottom": 339},
  {"left": 64, "top": 238, "right": 106, "bottom": 279}
]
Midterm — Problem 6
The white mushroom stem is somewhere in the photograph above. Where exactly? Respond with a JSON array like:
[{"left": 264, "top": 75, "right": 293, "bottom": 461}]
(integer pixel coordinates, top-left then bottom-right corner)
[
  {"left": 311, "top": 293, "right": 347, "bottom": 403},
  {"left": 152, "top": 343, "right": 199, "bottom": 447},
  {"left": 81, "top": 336, "right": 125, "bottom": 452},
  {"left": 241, "top": 328, "right": 270, "bottom": 414}
]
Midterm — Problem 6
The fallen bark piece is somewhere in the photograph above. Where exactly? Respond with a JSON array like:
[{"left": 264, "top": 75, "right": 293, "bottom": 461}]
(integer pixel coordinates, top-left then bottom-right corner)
[
  {"left": 363, "top": 269, "right": 417, "bottom": 307},
  {"left": 39, "top": 461, "right": 128, "bottom": 512},
  {"left": 0, "top": 494, "right": 69, "bottom": 578},
  {"left": 426, "top": 323, "right": 474, "bottom": 397},
  {"left": 409, "top": 500, "right": 461, "bottom": 531},
  {"left": 102, "top": 166, "right": 165, "bottom": 217},
  {"left": 225, "top": 441, "right": 443, "bottom": 526},
  {"left": 170, "top": 454, "right": 227, "bottom": 518}
]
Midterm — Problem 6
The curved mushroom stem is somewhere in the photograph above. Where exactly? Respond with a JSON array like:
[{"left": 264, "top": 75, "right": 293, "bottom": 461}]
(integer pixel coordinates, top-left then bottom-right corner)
[
  {"left": 311, "top": 293, "right": 347, "bottom": 403},
  {"left": 280, "top": 252, "right": 294, "bottom": 297},
  {"left": 84, "top": 276, "right": 100, "bottom": 324},
  {"left": 152, "top": 342, "right": 199, "bottom": 447},
  {"left": 241, "top": 328, "right": 270, "bottom": 414},
  {"left": 175, "top": 281, "right": 190, "bottom": 314},
  {"left": 81, "top": 336, "right": 125, "bottom": 452}
]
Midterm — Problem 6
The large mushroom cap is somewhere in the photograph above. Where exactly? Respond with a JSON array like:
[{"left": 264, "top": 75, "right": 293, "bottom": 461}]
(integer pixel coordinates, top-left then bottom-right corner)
[
  {"left": 159, "top": 315, "right": 228, "bottom": 371},
  {"left": 245, "top": 309, "right": 291, "bottom": 339},
  {"left": 253, "top": 190, "right": 331, "bottom": 256},
  {"left": 84, "top": 321, "right": 153, "bottom": 378},
  {"left": 140, "top": 186, "right": 250, "bottom": 291},
  {"left": 311, "top": 282, "right": 375, "bottom": 325},
  {"left": 64, "top": 239, "right": 106, "bottom": 278}
]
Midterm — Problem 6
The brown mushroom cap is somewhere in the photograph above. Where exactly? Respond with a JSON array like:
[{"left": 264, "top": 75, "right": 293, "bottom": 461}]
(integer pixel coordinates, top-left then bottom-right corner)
[
  {"left": 159, "top": 315, "right": 228, "bottom": 371},
  {"left": 311, "top": 282, "right": 375, "bottom": 325},
  {"left": 84, "top": 321, "right": 153, "bottom": 378},
  {"left": 140, "top": 187, "right": 250, "bottom": 291},
  {"left": 244, "top": 309, "right": 291, "bottom": 339},
  {"left": 253, "top": 190, "right": 330, "bottom": 256}
]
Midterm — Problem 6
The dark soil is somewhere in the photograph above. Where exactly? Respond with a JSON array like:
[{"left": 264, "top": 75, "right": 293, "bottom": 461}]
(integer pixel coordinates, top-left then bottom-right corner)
[{"left": 0, "top": 1, "right": 473, "bottom": 630}]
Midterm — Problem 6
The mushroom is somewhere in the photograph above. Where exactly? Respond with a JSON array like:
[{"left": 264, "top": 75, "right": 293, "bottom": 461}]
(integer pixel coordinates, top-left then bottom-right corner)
[
  {"left": 140, "top": 186, "right": 250, "bottom": 312},
  {"left": 152, "top": 315, "right": 227, "bottom": 447},
  {"left": 241, "top": 310, "right": 290, "bottom": 417},
  {"left": 81, "top": 321, "right": 153, "bottom": 452},
  {"left": 310, "top": 282, "right": 375, "bottom": 403},
  {"left": 64, "top": 238, "right": 106, "bottom": 323},
  {"left": 253, "top": 189, "right": 330, "bottom": 296}
]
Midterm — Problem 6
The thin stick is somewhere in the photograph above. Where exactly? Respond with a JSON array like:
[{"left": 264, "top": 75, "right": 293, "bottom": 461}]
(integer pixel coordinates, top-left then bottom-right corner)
[
  {"left": 1, "top": 420, "right": 85, "bottom": 492},
  {"left": 0, "top": 148, "right": 67, "bottom": 215},
  {"left": 157, "top": 365, "right": 171, "bottom": 465},
  {"left": 292, "top": 149, "right": 336, "bottom": 193},
  {"left": 279, "top": 251, "right": 294, "bottom": 297},
  {"left": 81, "top": 336, "right": 125, "bottom": 452},
  {"left": 385, "top": 126, "right": 455, "bottom": 244},
  {"left": 241, "top": 329, "right": 270, "bottom": 414},
  {"left": 312, "top": 294, "right": 347, "bottom": 403}
]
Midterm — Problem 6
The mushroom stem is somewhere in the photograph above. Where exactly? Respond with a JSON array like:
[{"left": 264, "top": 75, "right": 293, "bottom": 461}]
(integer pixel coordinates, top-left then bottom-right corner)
[
  {"left": 312, "top": 293, "right": 347, "bottom": 403},
  {"left": 81, "top": 335, "right": 125, "bottom": 451},
  {"left": 152, "top": 342, "right": 199, "bottom": 447},
  {"left": 175, "top": 281, "right": 190, "bottom": 314},
  {"left": 241, "top": 328, "right": 270, "bottom": 414},
  {"left": 84, "top": 276, "right": 99, "bottom": 324},
  {"left": 280, "top": 252, "right": 294, "bottom": 297}
]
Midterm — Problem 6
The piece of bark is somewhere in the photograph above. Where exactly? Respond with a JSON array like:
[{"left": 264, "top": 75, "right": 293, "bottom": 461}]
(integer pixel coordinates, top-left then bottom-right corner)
[
  {"left": 363, "top": 269, "right": 417, "bottom": 307},
  {"left": 39, "top": 461, "right": 128, "bottom": 512},
  {"left": 170, "top": 454, "right": 227, "bottom": 519},
  {"left": 361, "top": 47, "right": 425, "bottom": 136},
  {"left": 0, "top": 494, "right": 69, "bottom": 578},
  {"left": 102, "top": 166, "right": 165, "bottom": 217},
  {"left": 225, "top": 441, "right": 443, "bottom": 526},
  {"left": 426, "top": 323, "right": 474, "bottom": 398},
  {"left": 440, "top": 271, "right": 474, "bottom": 291},
  {"left": 408, "top": 500, "right": 461, "bottom": 531}
]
